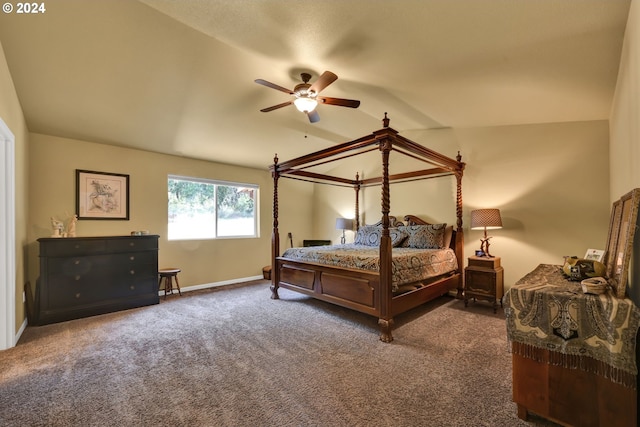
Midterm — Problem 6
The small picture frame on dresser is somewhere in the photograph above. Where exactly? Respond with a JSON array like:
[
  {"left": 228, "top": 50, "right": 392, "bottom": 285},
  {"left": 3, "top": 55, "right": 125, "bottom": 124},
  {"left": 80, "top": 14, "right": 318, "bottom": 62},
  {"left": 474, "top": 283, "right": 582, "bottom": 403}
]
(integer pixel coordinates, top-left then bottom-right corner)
[
  {"left": 584, "top": 248, "right": 604, "bottom": 262},
  {"left": 76, "top": 169, "right": 130, "bottom": 220}
]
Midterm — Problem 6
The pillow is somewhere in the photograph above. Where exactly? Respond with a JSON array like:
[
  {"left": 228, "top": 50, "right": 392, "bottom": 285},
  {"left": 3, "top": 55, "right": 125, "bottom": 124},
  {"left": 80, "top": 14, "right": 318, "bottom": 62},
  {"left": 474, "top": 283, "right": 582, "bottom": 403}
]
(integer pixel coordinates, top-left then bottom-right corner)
[
  {"left": 353, "top": 226, "right": 408, "bottom": 247},
  {"left": 443, "top": 225, "right": 454, "bottom": 249},
  {"left": 354, "top": 226, "right": 381, "bottom": 246},
  {"left": 390, "top": 228, "right": 409, "bottom": 247},
  {"left": 399, "top": 224, "right": 447, "bottom": 249}
]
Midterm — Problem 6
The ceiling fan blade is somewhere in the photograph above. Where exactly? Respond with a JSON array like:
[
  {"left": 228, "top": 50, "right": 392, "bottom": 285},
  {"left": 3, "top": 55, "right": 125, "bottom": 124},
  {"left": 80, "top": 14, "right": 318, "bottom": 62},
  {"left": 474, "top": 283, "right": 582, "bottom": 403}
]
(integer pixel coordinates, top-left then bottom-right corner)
[
  {"left": 260, "top": 101, "right": 293, "bottom": 112},
  {"left": 307, "top": 110, "right": 320, "bottom": 123},
  {"left": 309, "top": 71, "right": 338, "bottom": 94},
  {"left": 255, "top": 79, "right": 294, "bottom": 94},
  {"left": 318, "top": 96, "right": 361, "bottom": 108}
]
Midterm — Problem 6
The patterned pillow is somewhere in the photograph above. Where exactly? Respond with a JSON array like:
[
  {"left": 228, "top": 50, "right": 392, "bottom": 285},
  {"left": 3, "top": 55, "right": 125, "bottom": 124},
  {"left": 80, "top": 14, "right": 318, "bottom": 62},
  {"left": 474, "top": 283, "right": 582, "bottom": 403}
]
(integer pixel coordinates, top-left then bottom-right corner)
[
  {"left": 399, "top": 224, "right": 447, "bottom": 249},
  {"left": 353, "top": 226, "right": 408, "bottom": 247},
  {"left": 354, "top": 226, "right": 381, "bottom": 246},
  {"left": 390, "top": 228, "right": 409, "bottom": 247}
]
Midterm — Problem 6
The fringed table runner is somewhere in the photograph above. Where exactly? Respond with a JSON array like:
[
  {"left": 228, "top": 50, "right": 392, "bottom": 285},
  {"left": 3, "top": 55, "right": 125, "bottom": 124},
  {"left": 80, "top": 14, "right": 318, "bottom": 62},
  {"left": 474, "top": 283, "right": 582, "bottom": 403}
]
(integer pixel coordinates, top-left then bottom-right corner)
[{"left": 504, "top": 264, "right": 640, "bottom": 389}]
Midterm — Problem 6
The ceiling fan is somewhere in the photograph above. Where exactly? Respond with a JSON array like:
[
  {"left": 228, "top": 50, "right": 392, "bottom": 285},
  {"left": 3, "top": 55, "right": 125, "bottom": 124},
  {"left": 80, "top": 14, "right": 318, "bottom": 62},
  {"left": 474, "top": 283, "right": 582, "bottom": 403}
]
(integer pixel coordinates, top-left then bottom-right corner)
[{"left": 255, "top": 71, "right": 360, "bottom": 123}]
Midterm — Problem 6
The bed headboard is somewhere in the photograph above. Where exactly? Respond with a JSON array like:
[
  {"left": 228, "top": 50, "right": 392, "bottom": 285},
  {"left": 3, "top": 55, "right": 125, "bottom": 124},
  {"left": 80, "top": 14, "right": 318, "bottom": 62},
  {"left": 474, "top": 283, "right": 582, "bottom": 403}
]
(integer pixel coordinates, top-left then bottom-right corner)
[{"left": 369, "top": 215, "right": 405, "bottom": 228}]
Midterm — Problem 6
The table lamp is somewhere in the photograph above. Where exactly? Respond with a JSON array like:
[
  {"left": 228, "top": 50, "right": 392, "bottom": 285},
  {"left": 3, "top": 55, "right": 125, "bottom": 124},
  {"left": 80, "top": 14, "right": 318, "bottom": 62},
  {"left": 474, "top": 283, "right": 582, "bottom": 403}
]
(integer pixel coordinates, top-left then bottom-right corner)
[
  {"left": 470, "top": 209, "right": 502, "bottom": 257},
  {"left": 335, "top": 218, "right": 354, "bottom": 244}
]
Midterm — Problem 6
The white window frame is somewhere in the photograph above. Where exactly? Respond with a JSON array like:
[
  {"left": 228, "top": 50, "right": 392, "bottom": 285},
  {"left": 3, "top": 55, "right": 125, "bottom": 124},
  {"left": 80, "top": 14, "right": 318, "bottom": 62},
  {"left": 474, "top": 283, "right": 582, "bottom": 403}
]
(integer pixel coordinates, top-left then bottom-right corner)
[{"left": 168, "top": 175, "right": 259, "bottom": 241}]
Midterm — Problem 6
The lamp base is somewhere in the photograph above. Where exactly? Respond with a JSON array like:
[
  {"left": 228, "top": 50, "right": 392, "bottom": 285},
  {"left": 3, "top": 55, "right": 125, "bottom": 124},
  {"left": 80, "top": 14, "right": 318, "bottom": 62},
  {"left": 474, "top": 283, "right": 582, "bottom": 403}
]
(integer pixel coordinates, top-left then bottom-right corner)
[{"left": 475, "top": 250, "right": 495, "bottom": 258}]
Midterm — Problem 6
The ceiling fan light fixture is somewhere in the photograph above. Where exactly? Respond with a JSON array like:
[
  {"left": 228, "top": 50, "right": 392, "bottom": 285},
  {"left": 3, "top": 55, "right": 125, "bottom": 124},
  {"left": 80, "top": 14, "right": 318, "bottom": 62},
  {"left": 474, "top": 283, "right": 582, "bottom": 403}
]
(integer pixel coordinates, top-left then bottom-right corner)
[{"left": 293, "top": 97, "right": 318, "bottom": 113}]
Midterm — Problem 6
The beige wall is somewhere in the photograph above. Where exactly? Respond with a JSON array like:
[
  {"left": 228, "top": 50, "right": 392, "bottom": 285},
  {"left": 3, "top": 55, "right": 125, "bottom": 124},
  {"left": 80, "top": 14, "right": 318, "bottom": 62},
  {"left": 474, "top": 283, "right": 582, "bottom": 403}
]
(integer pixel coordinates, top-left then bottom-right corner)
[
  {"left": 4, "top": 0, "right": 637, "bottom": 338},
  {"left": 28, "top": 133, "right": 314, "bottom": 291},
  {"left": 610, "top": 0, "right": 640, "bottom": 304},
  {"left": 313, "top": 121, "right": 611, "bottom": 290},
  {"left": 0, "top": 41, "right": 29, "bottom": 335}
]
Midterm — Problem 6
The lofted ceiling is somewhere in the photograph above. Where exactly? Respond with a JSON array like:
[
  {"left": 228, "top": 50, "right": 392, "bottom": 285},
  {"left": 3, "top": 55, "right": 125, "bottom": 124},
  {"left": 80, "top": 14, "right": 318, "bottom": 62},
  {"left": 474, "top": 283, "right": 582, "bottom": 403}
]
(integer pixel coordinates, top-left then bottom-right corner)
[{"left": 0, "top": 0, "right": 631, "bottom": 170}]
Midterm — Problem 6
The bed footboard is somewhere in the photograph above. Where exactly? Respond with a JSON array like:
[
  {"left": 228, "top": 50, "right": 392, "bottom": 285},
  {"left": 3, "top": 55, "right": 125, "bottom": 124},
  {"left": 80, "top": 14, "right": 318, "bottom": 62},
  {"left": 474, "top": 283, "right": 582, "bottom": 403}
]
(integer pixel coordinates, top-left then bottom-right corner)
[
  {"left": 272, "top": 257, "right": 460, "bottom": 341},
  {"left": 273, "top": 258, "right": 380, "bottom": 317}
]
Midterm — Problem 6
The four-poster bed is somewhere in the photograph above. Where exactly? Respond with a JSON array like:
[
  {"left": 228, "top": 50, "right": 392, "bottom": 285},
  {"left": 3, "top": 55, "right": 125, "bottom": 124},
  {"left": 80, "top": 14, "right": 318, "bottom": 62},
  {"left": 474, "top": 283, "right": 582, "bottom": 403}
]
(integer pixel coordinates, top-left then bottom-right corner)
[{"left": 269, "top": 115, "right": 466, "bottom": 342}]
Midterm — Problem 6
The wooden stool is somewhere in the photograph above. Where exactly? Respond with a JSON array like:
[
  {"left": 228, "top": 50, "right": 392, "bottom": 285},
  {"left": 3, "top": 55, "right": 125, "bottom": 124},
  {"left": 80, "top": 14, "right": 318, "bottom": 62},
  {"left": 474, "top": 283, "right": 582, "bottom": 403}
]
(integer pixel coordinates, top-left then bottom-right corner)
[{"left": 158, "top": 268, "right": 182, "bottom": 299}]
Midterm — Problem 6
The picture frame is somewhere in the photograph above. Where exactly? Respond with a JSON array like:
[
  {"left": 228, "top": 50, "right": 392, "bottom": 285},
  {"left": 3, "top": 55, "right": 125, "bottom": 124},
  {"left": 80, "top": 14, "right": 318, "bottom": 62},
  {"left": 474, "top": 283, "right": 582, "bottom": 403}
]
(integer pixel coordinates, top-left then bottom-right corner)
[
  {"left": 604, "top": 188, "right": 640, "bottom": 298},
  {"left": 76, "top": 169, "right": 130, "bottom": 220},
  {"left": 583, "top": 248, "right": 605, "bottom": 263}
]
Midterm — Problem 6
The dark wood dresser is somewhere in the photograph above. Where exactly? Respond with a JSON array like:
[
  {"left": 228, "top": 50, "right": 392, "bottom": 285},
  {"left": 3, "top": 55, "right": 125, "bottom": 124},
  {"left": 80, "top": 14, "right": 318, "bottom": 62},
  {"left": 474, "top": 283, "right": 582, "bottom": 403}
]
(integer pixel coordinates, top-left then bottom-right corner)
[{"left": 34, "top": 235, "right": 160, "bottom": 325}]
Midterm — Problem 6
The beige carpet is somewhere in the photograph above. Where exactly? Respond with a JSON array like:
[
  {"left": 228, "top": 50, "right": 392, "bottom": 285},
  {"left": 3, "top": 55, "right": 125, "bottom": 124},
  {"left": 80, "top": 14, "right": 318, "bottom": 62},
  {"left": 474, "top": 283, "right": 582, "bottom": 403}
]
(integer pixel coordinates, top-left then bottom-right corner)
[{"left": 0, "top": 280, "right": 557, "bottom": 426}]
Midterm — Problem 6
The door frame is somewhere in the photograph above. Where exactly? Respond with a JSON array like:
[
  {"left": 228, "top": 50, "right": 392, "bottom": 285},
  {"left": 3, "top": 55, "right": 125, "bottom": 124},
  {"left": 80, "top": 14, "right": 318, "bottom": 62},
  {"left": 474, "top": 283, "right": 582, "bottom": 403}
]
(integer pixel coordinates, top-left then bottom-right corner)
[{"left": 0, "top": 117, "right": 16, "bottom": 350}]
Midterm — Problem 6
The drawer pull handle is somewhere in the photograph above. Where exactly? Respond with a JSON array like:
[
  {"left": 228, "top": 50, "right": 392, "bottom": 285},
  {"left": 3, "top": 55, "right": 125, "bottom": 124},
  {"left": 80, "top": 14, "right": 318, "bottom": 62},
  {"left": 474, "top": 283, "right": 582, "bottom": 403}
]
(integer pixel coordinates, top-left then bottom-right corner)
[
  {"left": 75, "top": 275, "right": 81, "bottom": 281},
  {"left": 74, "top": 260, "right": 80, "bottom": 265},
  {"left": 74, "top": 244, "right": 80, "bottom": 249},
  {"left": 129, "top": 256, "right": 135, "bottom": 261},
  {"left": 75, "top": 293, "right": 81, "bottom": 299},
  {"left": 130, "top": 270, "right": 135, "bottom": 275},
  {"left": 129, "top": 242, "right": 135, "bottom": 247},
  {"left": 130, "top": 285, "right": 135, "bottom": 290}
]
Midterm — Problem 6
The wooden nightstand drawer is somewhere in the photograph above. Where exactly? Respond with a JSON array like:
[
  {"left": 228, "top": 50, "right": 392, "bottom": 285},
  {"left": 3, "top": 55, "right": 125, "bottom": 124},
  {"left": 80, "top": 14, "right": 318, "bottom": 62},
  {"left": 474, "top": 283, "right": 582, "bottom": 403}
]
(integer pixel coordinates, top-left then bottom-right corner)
[
  {"left": 468, "top": 256, "right": 501, "bottom": 269},
  {"left": 464, "top": 256, "right": 504, "bottom": 313},
  {"left": 466, "top": 269, "right": 496, "bottom": 293}
]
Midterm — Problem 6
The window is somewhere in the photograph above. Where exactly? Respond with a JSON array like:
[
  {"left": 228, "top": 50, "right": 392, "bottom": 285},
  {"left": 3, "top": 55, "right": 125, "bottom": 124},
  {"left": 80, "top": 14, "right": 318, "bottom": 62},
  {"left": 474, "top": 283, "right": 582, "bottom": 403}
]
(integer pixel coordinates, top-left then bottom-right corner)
[{"left": 168, "top": 175, "right": 258, "bottom": 240}]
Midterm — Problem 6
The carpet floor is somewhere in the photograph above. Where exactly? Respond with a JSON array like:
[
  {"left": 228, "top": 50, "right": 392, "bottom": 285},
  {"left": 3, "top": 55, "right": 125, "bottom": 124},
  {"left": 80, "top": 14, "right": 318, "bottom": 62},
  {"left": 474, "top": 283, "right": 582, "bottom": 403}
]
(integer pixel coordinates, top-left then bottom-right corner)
[{"left": 0, "top": 280, "right": 559, "bottom": 426}]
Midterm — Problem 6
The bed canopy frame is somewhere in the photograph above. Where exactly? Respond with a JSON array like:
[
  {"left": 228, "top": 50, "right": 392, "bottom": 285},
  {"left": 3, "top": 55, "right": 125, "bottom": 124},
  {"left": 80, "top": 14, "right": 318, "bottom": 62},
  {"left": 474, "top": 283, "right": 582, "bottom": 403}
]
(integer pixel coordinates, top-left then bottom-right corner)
[{"left": 269, "top": 114, "right": 466, "bottom": 342}]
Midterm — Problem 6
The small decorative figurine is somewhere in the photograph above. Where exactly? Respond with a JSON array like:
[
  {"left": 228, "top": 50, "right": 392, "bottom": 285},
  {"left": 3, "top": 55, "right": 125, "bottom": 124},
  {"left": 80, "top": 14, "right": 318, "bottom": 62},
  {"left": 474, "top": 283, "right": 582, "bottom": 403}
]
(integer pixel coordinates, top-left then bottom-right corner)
[
  {"left": 50, "top": 217, "right": 64, "bottom": 237},
  {"left": 66, "top": 214, "right": 78, "bottom": 237}
]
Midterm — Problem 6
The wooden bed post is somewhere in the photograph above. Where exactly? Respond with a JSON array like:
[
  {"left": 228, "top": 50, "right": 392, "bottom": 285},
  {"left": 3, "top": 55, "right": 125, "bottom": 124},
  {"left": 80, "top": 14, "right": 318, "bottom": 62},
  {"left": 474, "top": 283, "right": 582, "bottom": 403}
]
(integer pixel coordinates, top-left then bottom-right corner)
[
  {"left": 271, "top": 154, "right": 280, "bottom": 300},
  {"left": 378, "top": 138, "right": 394, "bottom": 342},
  {"left": 354, "top": 172, "right": 360, "bottom": 230},
  {"left": 455, "top": 151, "right": 465, "bottom": 299}
]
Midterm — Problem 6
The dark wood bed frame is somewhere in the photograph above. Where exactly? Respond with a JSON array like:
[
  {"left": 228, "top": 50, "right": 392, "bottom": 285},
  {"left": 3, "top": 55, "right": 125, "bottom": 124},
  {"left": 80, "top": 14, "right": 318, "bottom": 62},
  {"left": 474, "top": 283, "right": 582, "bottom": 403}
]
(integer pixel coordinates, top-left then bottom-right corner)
[{"left": 269, "top": 115, "right": 466, "bottom": 342}]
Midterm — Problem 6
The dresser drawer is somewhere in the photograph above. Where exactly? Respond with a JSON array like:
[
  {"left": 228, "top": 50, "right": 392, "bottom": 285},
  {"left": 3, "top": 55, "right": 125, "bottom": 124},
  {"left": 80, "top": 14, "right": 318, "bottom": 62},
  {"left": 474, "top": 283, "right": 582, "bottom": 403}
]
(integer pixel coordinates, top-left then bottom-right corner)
[
  {"left": 46, "top": 254, "right": 110, "bottom": 275},
  {"left": 111, "top": 277, "right": 157, "bottom": 298},
  {"left": 39, "top": 239, "right": 107, "bottom": 257},
  {"left": 46, "top": 274, "right": 111, "bottom": 308},
  {"left": 111, "top": 251, "right": 156, "bottom": 265},
  {"left": 107, "top": 237, "right": 158, "bottom": 252}
]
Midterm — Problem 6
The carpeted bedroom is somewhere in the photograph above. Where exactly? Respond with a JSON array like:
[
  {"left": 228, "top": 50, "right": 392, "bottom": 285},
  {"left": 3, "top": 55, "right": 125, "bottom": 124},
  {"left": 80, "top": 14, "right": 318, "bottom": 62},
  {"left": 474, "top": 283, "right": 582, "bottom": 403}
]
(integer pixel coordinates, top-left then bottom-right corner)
[{"left": 0, "top": 280, "right": 558, "bottom": 426}]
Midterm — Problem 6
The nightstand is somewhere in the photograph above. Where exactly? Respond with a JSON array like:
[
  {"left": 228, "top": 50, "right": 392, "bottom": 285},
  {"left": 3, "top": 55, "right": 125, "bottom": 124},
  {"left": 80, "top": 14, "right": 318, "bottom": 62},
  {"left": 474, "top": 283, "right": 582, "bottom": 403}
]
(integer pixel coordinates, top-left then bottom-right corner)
[{"left": 464, "top": 256, "right": 504, "bottom": 313}]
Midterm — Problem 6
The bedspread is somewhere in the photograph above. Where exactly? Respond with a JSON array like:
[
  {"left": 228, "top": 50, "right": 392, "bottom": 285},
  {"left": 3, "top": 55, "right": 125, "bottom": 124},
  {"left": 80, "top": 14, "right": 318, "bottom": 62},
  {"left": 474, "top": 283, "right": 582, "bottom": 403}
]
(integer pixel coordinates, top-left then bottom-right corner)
[{"left": 281, "top": 244, "right": 458, "bottom": 291}]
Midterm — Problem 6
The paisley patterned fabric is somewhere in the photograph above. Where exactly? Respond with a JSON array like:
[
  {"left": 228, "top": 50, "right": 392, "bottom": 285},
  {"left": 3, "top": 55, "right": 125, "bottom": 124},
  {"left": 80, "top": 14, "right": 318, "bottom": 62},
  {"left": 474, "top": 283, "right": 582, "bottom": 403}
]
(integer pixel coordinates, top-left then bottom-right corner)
[
  {"left": 398, "top": 224, "right": 447, "bottom": 248},
  {"left": 504, "top": 264, "right": 640, "bottom": 388},
  {"left": 353, "top": 226, "right": 408, "bottom": 247},
  {"left": 281, "top": 244, "right": 458, "bottom": 292}
]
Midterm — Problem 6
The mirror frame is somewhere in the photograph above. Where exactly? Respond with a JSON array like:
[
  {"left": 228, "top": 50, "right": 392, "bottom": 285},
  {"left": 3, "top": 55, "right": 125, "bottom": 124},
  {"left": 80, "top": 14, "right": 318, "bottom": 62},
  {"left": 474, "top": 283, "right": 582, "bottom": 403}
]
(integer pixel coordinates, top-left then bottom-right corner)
[{"left": 604, "top": 188, "right": 640, "bottom": 298}]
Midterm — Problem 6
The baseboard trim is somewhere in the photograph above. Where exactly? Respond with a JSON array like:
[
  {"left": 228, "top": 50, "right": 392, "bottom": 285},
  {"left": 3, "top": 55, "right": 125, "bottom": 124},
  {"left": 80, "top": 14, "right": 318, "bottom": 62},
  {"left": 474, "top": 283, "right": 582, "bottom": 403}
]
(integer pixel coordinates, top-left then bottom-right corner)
[
  {"left": 157, "top": 275, "right": 263, "bottom": 296},
  {"left": 14, "top": 318, "right": 27, "bottom": 346}
]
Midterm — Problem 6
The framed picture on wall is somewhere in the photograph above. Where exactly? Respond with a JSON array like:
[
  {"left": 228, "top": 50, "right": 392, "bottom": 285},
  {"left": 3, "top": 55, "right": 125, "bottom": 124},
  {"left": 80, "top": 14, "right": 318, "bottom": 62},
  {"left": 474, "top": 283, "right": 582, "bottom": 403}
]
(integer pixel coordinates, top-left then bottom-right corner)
[{"left": 76, "top": 169, "right": 130, "bottom": 220}]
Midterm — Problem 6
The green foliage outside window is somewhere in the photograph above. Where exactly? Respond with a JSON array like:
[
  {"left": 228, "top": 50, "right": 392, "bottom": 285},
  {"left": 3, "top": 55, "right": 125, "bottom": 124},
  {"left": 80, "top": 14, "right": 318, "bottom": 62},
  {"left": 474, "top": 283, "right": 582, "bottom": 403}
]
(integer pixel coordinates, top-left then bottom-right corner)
[{"left": 168, "top": 176, "right": 257, "bottom": 239}]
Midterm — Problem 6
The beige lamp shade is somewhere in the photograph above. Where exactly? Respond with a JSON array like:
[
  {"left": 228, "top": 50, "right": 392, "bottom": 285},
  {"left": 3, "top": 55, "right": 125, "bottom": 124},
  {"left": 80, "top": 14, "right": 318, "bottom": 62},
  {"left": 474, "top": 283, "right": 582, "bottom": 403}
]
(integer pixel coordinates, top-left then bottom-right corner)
[
  {"left": 336, "top": 218, "right": 354, "bottom": 244},
  {"left": 335, "top": 218, "right": 354, "bottom": 230},
  {"left": 470, "top": 209, "right": 502, "bottom": 257},
  {"left": 470, "top": 209, "right": 503, "bottom": 230}
]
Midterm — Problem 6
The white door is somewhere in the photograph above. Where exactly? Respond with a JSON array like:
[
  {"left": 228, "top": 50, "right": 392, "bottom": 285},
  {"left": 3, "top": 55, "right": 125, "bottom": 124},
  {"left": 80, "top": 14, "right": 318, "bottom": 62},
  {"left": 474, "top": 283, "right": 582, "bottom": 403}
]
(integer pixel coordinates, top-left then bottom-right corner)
[{"left": 0, "top": 117, "right": 16, "bottom": 350}]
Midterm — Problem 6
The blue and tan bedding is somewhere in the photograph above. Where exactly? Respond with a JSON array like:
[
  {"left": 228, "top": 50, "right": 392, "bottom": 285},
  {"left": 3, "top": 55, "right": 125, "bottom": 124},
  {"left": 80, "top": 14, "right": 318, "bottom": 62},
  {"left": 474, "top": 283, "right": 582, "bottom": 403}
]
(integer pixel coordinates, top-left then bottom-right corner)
[{"left": 281, "top": 244, "right": 458, "bottom": 291}]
